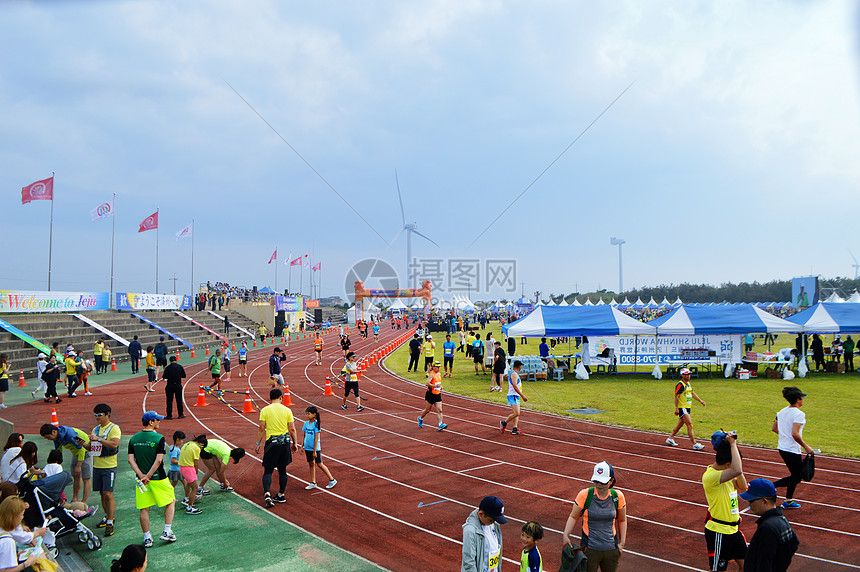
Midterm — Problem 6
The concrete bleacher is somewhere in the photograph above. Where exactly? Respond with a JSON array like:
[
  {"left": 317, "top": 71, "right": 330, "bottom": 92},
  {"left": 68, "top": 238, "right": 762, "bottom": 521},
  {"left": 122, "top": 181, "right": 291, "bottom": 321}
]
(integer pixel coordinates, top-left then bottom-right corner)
[{"left": 0, "top": 309, "right": 257, "bottom": 378}]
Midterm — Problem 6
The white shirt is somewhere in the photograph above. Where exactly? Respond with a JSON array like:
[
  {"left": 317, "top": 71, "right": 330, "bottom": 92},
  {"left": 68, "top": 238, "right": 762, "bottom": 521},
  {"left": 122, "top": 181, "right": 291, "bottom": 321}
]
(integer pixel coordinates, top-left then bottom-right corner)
[
  {"left": 0, "top": 448, "right": 21, "bottom": 482},
  {"left": 507, "top": 370, "right": 521, "bottom": 397},
  {"left": 0, "top": 534, "right": 17, "bottom": 568},
  {"left": 44, "top": 463, "right": 63, "bottom": 477},
  {"left": 777, "top": 406, "right": 806, "bottom": 454},
  {"left": 7, "top": 457, "right": 28, "bottom": 484},
  {"left": 482, "top": 523, "right": 501, "bottom": 572},
  {"left": 581, "top": 342, "right": 591, "bottom": 365},
  {"left": 778, "top": 348, "right": 795, "bottom": 361}
]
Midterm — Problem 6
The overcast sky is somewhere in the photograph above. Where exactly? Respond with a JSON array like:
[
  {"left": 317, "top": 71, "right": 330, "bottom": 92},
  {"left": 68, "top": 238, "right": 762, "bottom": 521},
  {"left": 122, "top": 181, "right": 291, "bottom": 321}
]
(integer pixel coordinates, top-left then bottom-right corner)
[{"left": 2, "top": 1, "right": 859, "bottom": 302}]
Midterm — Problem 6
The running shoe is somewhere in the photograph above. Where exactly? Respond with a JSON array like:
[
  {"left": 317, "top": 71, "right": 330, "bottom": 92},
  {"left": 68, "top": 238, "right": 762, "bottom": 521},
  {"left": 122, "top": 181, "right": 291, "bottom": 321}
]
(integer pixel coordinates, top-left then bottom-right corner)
[
  {"left": 31, "top": 391, "right": 37, "bottom": 399},
  {"left": 782, "top": 500, "right": 802, "bottom": 509},
  {"left": 341, "top": 404, "right": 348, "bottom": 410},
  {"left": 326, "top": 480, "right": 337, "bottom": 489},
  {"left": 97, "top": 517, "right": 108, "bottom": 528},
  {"left": 143, "top": 537, "right": 153, "bottom": 548},
  {"left": 511, "top": 428, "right": 522, "bottom": 435},
  {"left": 357, "top": 406, "right": 365, "bottom": 412},
  {"left": 438, "top": 423, "right": 448, "bottom": 431},
  {"left": 159, "top": 531, "right": 177, "bottom": 542},
  {"left": 104, "top": 524, "right": 114, "bottom": 537},
  {"left": 304, "top": 483, "right": 317, "bottom": 490},
  {"left": 84, "top": 392, "right": 93, "bottom": 396},
  {"left": 85, "top": 505, "right": 99, "bottom": 518},
  {"left": 500, "top": 420, "right": 507, "bottom": 433},
  {"left": 220, "top": 484, "right": 234, "bottom": 492},
  {"left": 199, "top": 487, "right": 211, "bottom": 496},
  {"left": 185, "top": 506, "right": 202, "bottom": 515},
  {"left": 693, "top": 443, "right": 705, "bottom": 451},
  {"left": 181, "top": 497, "right": 190, "bottom": 507},
  {"left": 264, "top": 494, "right": 274, "bottom": 508},
  {"left": 274, "top": 494, "right": 287, "bottom": 503},
  {"left": 666, "top": 438, "right": 678, "bottom": 447}
]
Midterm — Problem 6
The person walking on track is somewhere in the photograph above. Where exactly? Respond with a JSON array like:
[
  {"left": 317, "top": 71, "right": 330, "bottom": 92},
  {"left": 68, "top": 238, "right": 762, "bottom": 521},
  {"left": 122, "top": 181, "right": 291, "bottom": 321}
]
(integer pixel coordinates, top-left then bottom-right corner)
[
  {"left": 417, "top": 361, "right": 447, "bottom": 431},
  {"left": 256, "top": 388, "right": 299, "bottom": 508},
  {"left": 666, "top": 368, "right": 706, "bottom": 450},
  {"left": 772, "top": 386, "right": 815, "bottom": 509},
  {"left": 500, "top": 360, "right": 527, "bottom": 435}
]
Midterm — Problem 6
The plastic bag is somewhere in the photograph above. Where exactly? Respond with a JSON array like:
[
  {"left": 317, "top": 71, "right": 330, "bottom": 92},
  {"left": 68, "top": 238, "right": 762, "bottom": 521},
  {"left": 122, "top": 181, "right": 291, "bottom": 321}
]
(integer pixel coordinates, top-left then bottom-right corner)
[
  {"left": 724, "top": 362, "right": 735, "bottom": 378},
  {"left": 798, "top": 358, "right": 808, "bottom": 378},
  {"left": 651, "top": 364, "right": 662, "bottom": 380},
  {"left": 574, "top": 363, "right": 589, "bottom": 380},
  {"left": 783, "top": 368, "right": 795, "bottom": 380}
]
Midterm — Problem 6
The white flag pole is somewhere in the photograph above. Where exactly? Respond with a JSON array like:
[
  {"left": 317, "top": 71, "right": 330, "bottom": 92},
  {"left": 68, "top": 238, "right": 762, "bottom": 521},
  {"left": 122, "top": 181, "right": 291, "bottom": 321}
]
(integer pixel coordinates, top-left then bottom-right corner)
[
  {"left": 47, "top": 171, "right": 55, "bottom": 291},
  {"left": 191, "top": 220, "right": 195, "bottom": 297},
  {"left": 110, "top": 192, "right": 116, "bottom": 307}
]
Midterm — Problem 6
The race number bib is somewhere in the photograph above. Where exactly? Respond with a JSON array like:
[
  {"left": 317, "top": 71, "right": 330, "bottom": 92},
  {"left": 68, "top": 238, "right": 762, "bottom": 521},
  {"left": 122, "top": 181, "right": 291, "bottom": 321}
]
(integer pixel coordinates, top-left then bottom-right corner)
[
  {"left": 488, "top": 548, "right": 501, "bottom": 571},
  {"left": 729, "top": 490, "right": 739, "bottom": 515},
  {"left": 88, "top": 441, "right": 103, "bottom": 457}
]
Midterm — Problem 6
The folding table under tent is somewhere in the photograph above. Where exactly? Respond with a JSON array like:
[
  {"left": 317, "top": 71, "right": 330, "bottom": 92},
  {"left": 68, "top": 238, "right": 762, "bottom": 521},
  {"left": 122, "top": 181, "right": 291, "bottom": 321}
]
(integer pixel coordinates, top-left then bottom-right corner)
[{"left": 786, "top": 302, "right": 860, "bottom": 332}]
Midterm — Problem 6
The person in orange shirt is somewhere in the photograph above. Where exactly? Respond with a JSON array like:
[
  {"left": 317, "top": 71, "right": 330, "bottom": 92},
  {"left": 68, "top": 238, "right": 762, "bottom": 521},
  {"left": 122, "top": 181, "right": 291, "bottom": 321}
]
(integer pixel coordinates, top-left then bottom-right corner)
[
  {"left": 562, "top": 462, "right": 627, "bottom": 572},
  {"left": 313, "top": 334, "right": 323, "bottom": 366},
  {"left": 417, "top": 361, "right": 447, "bottom": 431}
]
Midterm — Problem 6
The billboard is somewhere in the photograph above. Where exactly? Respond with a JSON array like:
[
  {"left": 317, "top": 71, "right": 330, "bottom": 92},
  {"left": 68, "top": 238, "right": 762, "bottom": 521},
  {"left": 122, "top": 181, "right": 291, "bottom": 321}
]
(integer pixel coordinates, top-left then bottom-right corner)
[
  {"left": 583, "top": 334, "right": 742, "bottom": 366},
  {"left": 116, "top": 293, "right": 193, "bottom": 311},
  {"left": 275, "top": 295, "right": 304, "bottom": 313},
  {"left": 791, "top": 276, "right": 817, "bottom": 308},
  {"left": 0, "top": 290, "right": 109, "bottom": 313}
]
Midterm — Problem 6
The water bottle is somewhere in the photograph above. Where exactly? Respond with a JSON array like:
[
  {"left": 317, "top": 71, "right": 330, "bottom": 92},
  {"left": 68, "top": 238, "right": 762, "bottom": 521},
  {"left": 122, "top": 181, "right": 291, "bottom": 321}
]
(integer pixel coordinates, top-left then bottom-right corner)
[{"left": 136, "top": 479, "right": 147, "bottom": 493}]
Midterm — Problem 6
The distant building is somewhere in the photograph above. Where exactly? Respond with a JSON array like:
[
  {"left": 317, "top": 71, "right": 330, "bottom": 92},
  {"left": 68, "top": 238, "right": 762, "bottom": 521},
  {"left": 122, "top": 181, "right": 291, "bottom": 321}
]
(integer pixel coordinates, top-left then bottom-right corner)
[{"left": 319, "top": 296, "right": 345, "bottom": 307}]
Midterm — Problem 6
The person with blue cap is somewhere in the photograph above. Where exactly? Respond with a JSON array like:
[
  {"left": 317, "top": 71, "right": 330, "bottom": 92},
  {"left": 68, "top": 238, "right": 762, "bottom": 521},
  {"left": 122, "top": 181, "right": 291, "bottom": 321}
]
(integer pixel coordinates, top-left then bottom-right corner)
[
  {"left": 702, "top": 430, "right": 747, "bottom": 572},
  {"left": 739, "top": 478, "right": 799, "bottom": 572},
  {"left": 128, "top": 410, "right": 176, "bottom": 547},
  {"left": 462, "top": 495, "right": 506, "bottom": 572}
]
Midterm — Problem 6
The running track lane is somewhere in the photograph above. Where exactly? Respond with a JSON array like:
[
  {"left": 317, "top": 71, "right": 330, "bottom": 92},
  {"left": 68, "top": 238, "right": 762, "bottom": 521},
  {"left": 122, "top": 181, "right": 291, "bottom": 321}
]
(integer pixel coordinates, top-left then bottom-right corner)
[{"left": 7, "top": 327, "right": 859, "bottom": 571}]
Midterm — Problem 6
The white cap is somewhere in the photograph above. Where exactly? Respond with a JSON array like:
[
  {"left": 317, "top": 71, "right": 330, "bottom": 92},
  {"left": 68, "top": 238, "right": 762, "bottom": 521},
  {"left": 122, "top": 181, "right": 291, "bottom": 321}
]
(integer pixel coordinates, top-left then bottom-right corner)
[
  {"left": 67, "top": 351, "right": 76, "bottom": 357},
  {"left": 679, "top": 367, "right": 691, "bottom": 375},
  {"left": 38, "top": 353, "right": 46, "bottom": 358},
  {"left": 591, "top": 461, "right": 614, "bottom": 484},
  {"left": 426, "top": 334, "right": 432, "bottom": 339}
]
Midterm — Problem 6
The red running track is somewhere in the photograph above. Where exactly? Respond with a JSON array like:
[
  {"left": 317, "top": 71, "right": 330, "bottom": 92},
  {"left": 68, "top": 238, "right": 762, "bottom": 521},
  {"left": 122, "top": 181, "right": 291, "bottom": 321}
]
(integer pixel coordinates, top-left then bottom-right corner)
[{"left": 7, "top": 326, "right": 860, "bottom": 571}]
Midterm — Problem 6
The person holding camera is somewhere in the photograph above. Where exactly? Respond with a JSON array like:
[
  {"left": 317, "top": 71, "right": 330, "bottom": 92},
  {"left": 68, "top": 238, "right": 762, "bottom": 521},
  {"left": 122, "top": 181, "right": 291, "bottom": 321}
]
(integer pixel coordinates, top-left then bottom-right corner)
[{"left": 702, "top": 430, "right": 747, "bottom": 572}]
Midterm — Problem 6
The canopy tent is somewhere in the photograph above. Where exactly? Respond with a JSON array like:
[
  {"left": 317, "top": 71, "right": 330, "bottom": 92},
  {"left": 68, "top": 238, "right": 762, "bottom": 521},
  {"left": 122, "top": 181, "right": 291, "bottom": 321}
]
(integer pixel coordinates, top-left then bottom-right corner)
[
  {"left": 583, "top": 298, "right": 593, "bottom": 306},
  {"left": 258, "top": 286, "right": 275, "bottom": 294},
  {"left": 609, "top": 298, "right": 618, "bottom": 306},
  {"left": 388, "top": 298, "right": 409, "bottom": 312},
  {"left": 648, "top": 304, "right": 800, "bottom": 335},
  {"left": 787, "top": 303, "right": 860, "bottom": 332},
  {"left": 346, "top": 305, "right": 379, "bottom": 323},
  {"left": 647, "top": 297, "right": 659, "bottom": 307},
  {"left": 620, "top": 297, "right": 631, "bottom": 307},
  {"left": 558, "top": 299, "right": 569, "bottom": 307},
  {"left": 673, "top": 297, "right": 683, "bottom": 306},
  {"left": 825, "top": 292, "right": 845, "bottom": 303},
  {"left": 502, "top": 305, "right": 657, "bottom": 337},
  {"left": 410, "top": 299, "right": 424, "bottom": 309},
  {"left": 659, "top": 297, "right": 671, "bottom": 307},
  {"left": 848, "top": 291, "right": 860, "bottom": 303},
  {"left": 596, "top": 298, "right": 605, "bottom": 305}
]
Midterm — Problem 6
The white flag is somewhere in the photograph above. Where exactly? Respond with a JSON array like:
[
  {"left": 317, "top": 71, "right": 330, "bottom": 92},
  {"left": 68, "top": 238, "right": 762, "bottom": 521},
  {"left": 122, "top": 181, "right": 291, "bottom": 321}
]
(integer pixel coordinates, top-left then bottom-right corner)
[
  {"left": 90, "top": 199, "right": 114, "bottom": 222},
  {"left": 175, "top": 222, "right": 193, "bottom": 240}
]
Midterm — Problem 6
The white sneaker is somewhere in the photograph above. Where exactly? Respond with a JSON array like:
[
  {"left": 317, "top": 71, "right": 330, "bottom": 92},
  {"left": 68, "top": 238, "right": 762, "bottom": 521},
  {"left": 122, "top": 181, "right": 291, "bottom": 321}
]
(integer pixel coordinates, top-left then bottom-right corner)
[
  {"left": 31, "top": 391, "right": 37, "bottom": 399},
  {"left": 666, "top": 438, "right": 678, "bottom": 447},
  {"left": 693, "top": 443, "right": 705, "bottom": 451},
  {"left": 84, "top": 392, "right": 93, "bottom": 396},
  {"left": 304, "top": 483, "right": 317, "bottom": 490},
  {"left": 326, "top": 479, "right": 337, "bottom": 489}
]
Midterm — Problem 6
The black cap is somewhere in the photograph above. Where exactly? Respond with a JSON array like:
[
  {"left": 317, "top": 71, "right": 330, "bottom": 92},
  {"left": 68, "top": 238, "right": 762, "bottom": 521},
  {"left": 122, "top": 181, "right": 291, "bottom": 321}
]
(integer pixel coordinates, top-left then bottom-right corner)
[{"left": 478, "top": 496, "right": 507, "bottom": 524}]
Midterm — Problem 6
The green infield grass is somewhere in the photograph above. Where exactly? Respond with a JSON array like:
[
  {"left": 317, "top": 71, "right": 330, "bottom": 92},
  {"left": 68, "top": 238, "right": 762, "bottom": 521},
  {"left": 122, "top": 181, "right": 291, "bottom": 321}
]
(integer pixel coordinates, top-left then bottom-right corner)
[{"left": 383, "top": 322, "right": 859, "bottom": 457}]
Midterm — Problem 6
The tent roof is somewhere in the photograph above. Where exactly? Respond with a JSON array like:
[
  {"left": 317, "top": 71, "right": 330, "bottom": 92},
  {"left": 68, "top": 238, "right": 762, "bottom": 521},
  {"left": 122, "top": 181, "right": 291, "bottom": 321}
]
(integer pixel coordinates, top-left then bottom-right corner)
[
  {"left": 825, "top": 292, "right": 845, "bottom": 303},
  {"left": 502, "top": 305, "right": 656, "bottom": 337},
  {"left": 848, "top": 291, "right": 860, "bottom": 303},
  {"left": 558, "top": 299, "right": 569, "bottom": 306},
  {"left": 649, "top": 304, "right": 800, "bottom": 334},
  {"left": 388, "top": 298, "right": 408, "bottom": 310},
  {"left": 787, "top": 302, "right": 860, "bottom": 332}
]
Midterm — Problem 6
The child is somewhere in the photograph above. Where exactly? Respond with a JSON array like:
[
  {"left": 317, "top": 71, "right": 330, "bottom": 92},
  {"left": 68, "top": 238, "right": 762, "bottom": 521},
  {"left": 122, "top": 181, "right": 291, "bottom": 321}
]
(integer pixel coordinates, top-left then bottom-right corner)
[
  {"left": 302, "top": 406, "right": 336, "bottom": 490},
  {"left": 520, "top": 520, "right": 543, "bottom": 572},
  {"left": 32, "top": 353, "right": 48, "bottom": 400},
  {"left": 77, "top": 350, "right": 92, "bottom": 396},
  {"left": 238, "top": 341, "right": 248, "bottom": 377},
  {"left": 44, "top": 449, "right": 64, "bottom": 477},
  {"left": 179, "top": 434, "right": 207, "bottom": 515},
  {"left": 144, "top": 346, "right": 156, "bottom": 392},
  {"left": 102, "top": 343, "right": 112, "bottom": 374},
  {"left": 168, "top": 431, "right": 185, "bottom": 491}
]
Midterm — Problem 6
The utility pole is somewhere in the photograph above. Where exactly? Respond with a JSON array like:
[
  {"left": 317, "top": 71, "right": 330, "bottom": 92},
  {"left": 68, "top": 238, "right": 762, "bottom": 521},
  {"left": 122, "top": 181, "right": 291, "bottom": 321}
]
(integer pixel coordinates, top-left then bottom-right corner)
[
  {"left": 610, "top": 237, "right": 626, "bottom": 293},
  {"left": 169, "top": 274, "right": 178, "bottom": 295}
]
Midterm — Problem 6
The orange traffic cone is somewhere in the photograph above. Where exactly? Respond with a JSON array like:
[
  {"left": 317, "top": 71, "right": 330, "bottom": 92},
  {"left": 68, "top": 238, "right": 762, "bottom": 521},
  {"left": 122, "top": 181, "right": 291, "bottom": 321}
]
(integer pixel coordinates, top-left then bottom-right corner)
[
  {"left": 323, "top": 376, "right": 334, "bottom": 396},
  {"left": 191, "top": 347, "right": 197, "bottom": 358},
  {"left": 232, "top": 342, "right": 236, "bottom": 352},
  {"left": 281, "top": 335, "right": 285, "bottom": 343},
  {"left": 110, "top": 357, "right": 117, "bottom": 372},
  {"left": 50, "top": 408, "right": 59, "bottom": 427},
  {"left": 253, "top": 338, "right": 257, "bottom": 347},
  {"left": 262, "top": 337, "right": 267, "bottom": 346},
  {"left": 17, "top": 370, "right": 26, "bottom": 387},
  {"left": 242, "top": 389, "right": 254, "bottom": 413},
  {"left": 205, "top": 346, "right": 210, "bottom": 355},
  {"left": 195, "top": 385, "right": 208, "bottom": 407},
  {"left": 176, "top": 349, "right": 181, "bottom": 361},
  {"left": 283, "top": 381, "right": 293, "bottom": 406}
]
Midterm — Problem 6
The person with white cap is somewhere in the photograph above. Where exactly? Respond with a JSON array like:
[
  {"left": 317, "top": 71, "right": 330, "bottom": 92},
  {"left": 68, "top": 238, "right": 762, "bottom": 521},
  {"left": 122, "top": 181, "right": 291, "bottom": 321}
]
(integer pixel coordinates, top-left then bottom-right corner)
[
  {"left": 461, "top": 495, "right": 506, "bottom": 572},
  {"left": 739, "top": 478, "right": 800, "bottom": 572},
  {"left": 666, "top": 368, "right": 706, "bottom": 450},
  {"left": 562, "top": 461, "right": 627, "bottom": 572},
  {"left": 32, "top": 352, "right": 48, "bottom": 400}
]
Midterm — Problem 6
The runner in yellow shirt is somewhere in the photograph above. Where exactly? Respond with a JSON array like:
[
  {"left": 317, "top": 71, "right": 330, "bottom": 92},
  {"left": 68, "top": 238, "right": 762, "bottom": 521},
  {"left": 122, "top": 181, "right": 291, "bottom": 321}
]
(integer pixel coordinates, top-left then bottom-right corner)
[{"left": 702, "top": 430, "right": 748, "bottom": 571}]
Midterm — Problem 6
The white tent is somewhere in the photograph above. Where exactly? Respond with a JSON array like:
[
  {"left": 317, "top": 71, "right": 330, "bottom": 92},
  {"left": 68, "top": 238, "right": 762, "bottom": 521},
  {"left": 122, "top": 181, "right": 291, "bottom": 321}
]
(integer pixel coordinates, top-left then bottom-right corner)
[
  {"left": 571, "top": 298, "right": 581, "bottom": 306},
  {"left": 584, "top": 298, "right": 594, "bottom": 306},
  {"left": 848, "top": 291, "right": 860, "bottom": 303},
  {"left": 596, "top": 298, "right": 605, "bottom": 305},
  {"left": 410, "top": 299, "right": 424, "bottom": 309},
  {"left": 558, "top": 298, "right": 569, "bottom": 307},
  {"left": 825, "top": 292, "right": 845, "bottom": 303},
  {"left": 673, "top": 297, "right": 683, "bottom": 305},
  {"left": 621, "top": 297, "right": 632, "bottom": 306},
  {"left": 389, "top": 298, "right": 409, "bottom": 312},
  {"left": 609, "top": 298, "right": 618, "bottom": 306}
]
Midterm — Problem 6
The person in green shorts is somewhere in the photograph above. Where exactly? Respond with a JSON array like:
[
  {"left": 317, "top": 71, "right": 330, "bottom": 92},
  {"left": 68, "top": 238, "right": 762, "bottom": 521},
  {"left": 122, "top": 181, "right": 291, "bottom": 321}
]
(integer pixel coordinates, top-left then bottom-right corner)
[
  {"left": 197, "top": 438, "right": 245, "bottom": 493},
  {"left": 128, "top": 410, "right": 176, "bottom": 547}
]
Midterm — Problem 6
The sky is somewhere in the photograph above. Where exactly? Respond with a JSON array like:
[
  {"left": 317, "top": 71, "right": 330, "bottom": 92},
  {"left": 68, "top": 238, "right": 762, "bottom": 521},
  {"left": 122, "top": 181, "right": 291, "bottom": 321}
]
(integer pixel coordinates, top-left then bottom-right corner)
[{"left": 2, "top": 0, "right": 860, "bottom": 303}]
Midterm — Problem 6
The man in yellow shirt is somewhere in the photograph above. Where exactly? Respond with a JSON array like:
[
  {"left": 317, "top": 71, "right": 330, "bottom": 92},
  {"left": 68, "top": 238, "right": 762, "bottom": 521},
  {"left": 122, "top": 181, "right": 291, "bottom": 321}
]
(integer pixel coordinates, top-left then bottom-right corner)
[
  {"left": 64, "top": 350, "right": 82, "bottom": 397},
  {"left": 702, "top": 430, "right": 748, "bottom": 571},
  {"left": 255, "top": 388, "right": 299, "bottom": 508},
  {"left": 93, "top": 338, "right": 105, "bottom": 374},
  {"left": 85, "top": 403, "right": 122, "bottom": 537}
]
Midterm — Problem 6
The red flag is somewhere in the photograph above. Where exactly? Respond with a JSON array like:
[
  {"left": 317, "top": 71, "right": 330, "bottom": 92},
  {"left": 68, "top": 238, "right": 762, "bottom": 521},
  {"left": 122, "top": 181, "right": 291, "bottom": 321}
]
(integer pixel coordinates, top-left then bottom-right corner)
[
  {"left": 290, "top": 256, "right": 302, "bottom": 266},
  {"left": 268, "top": 249, "right": 278, "bottom": 264},
  {"left": 21, "top": 176, "right": 54, "bottom": 204},
  {"left": 313, "top": 262, "right": 321, "bottom": 272},
  {"left": 138, "top": 211, "right": 159, "bottom": 232}
]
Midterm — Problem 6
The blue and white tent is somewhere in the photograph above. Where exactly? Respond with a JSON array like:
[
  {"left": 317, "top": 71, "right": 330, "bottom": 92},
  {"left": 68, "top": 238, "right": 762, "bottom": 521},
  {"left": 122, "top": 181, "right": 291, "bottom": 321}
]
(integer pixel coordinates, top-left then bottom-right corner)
[
  {"left": 787, "top": 303, "right": 860, "bottom": 332},
  {"left": 649, "top": 304, "right": 800, "bottom": 335},
  {"left": 502, "top": 305, "right": 656, "bottom": 337}
]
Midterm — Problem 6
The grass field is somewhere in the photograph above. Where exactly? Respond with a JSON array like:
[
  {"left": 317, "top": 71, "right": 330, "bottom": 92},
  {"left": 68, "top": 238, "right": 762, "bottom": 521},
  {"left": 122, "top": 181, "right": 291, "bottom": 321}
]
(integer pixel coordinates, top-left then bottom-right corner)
[{"left": 384, "top": 323, "right": 860, "bottom": 457}]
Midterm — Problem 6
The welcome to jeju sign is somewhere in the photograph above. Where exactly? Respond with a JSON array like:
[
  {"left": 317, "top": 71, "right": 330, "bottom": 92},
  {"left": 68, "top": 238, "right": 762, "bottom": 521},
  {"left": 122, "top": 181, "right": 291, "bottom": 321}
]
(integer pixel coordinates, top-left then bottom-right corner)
[{"left": 0, "top": 290, "right": 109, "bottom": 313}]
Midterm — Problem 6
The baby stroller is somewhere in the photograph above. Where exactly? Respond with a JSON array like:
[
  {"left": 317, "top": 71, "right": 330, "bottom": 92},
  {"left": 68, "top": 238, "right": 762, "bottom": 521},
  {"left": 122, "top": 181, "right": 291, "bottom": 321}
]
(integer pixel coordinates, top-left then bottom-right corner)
[{"left": 16, "top": 471, "right": 101, "bottom": 555}]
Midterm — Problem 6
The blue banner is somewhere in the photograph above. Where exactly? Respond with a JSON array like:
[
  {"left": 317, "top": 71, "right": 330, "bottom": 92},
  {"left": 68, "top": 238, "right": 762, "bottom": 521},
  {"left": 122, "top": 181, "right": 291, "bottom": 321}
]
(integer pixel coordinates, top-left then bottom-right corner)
[{"left": 275, "top": 295, "right": 304, "bottom": 312}]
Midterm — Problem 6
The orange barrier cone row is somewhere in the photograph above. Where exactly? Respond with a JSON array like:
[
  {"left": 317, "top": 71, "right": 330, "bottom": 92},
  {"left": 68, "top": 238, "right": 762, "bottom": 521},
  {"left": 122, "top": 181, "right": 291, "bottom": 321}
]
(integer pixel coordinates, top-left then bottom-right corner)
[
  {"left": 191, "top": 347, "right": 197, "bottom": 358},
  {"left": 50, "top": 408, "right": 59, "bottom": 427},
  {"left": 282, "top": 380, "right": 293, "bottom": 406},
  {"left": 195, "top": 385, "right": 208, "bottom": 407},
  {"left": 176, "top": 349, "right": 181, "bottom": 361},
  {"left": 323, "top": 376, "right": 334, "bottom": 396},
  {"left": 110, "top": 357, "right": 117, "bottom": 372},
  {"left": 242, "top": 388, "right": 254, "bottom": 413},
  {"left": 17, "top": 370, "right": 26, "bottom": 387},
  {"left": 205, "top": 346, "right": 210, "bottom": 355}
]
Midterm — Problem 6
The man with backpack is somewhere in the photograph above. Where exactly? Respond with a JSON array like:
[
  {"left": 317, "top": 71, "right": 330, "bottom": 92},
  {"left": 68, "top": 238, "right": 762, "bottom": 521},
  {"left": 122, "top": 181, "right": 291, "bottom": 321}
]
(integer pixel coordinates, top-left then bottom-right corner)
[
  {"left": 562, "top": 461, "right": 627, "bottom": 571},
  {"left": 153, "top": 337, "right": 169, "bottom": 382}
]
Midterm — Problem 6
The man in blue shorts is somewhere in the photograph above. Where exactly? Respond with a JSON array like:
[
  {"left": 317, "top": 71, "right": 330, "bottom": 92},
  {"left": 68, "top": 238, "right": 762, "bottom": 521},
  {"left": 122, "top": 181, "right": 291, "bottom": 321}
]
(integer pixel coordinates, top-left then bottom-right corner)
[
  {"left": 500, "top": 360, "right": 527, "bottom": 435},
  {"left": 128, "top": 410, "right": 176, "bottom": 547}
]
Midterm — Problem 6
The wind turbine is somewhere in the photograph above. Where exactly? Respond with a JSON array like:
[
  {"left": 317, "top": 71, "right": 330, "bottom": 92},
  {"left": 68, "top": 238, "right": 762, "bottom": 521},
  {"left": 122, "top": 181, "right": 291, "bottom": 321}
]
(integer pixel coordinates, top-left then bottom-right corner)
[
  {"left": 849, "top": 249, "right": 860, "bottom": 280},
  {"left": 610, "top": 237, "right": 625, "bottom": 293},
  {"left": 391, "top": 170, "right": 440, "bottom": 289}
]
